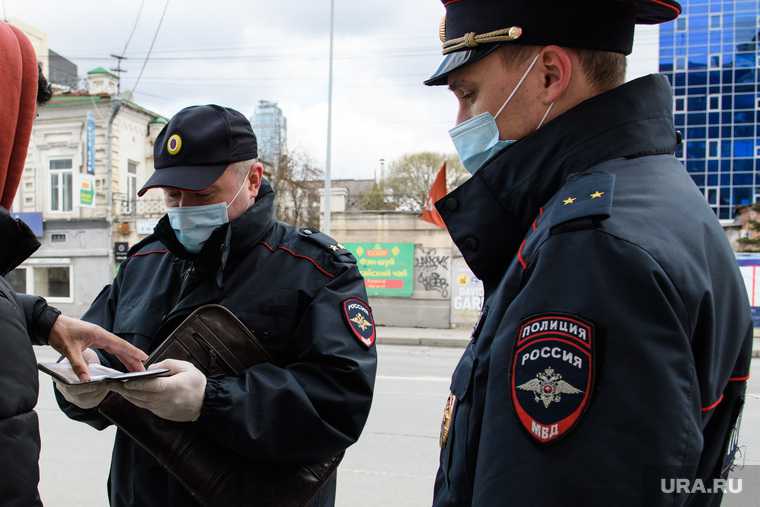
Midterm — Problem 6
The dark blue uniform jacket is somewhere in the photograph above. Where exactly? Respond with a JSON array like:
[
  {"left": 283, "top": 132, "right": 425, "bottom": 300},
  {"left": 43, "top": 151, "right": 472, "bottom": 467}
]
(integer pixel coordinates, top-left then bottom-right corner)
[
  {"left": 56, "top": 183, "right": 377, "bottom": 507},
  {"left": 432, "top": 75, "right": 753, "bottom": 507}
]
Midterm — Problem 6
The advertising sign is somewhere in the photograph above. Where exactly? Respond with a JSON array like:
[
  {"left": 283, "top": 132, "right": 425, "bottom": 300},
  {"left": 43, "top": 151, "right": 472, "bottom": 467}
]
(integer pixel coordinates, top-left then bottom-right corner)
[
  {"left": 344, "top": 242, "right": 414, "bottom": 297},
  {"left": 86, "top": 112, "right": 96, "bottom": 175},
  {"left": 79, "top": 174, "right": 96, "bottom": 207}
]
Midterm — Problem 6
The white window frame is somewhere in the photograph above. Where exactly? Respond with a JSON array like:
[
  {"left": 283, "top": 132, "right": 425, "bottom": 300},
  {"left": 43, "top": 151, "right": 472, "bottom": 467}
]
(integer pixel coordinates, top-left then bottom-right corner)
[
  {"left": 708, "top": 140, "right": 721, "bottom": 159},
  {"left": 676, "top": 16, "right": 688, "bottom": 32},
  {"left": 708, "top": 94, "right": 721, "bottom": 112},
  {"left": 16, "top": 258, "right": 74, "bottom": 304},
  {"left": 706, "top": 186, "right": 720, "bottom": 207},
  {"left": 709, "top": 54, "right": 721, "bottom": 70},
  {"left": 125, "top": 160, "right": 139, "bottom": 214},
  {"left": 710, "top": 14, "right": 722, "bottom": 30},
  {"left": 675, "top": 97, "right": 686, "bottom": 112},
  {"left": 48, "top": 158, "right": 74, "bottom": 213}
]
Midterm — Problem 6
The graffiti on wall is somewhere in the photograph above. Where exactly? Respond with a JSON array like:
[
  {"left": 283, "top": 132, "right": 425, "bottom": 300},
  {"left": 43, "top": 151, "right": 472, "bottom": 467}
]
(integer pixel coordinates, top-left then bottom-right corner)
[{"left": 414, "top": 247, "right": 451, "bottom": 299}]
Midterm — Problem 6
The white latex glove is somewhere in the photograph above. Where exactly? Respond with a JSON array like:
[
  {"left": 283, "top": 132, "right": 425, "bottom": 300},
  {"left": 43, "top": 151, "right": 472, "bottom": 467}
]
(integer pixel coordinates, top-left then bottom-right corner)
[
  {"left": 54, "top": 349, "right": 112, "bottom": 409},
  {"left": 110, "top": 359, "right": 207, "bottom": 422}
]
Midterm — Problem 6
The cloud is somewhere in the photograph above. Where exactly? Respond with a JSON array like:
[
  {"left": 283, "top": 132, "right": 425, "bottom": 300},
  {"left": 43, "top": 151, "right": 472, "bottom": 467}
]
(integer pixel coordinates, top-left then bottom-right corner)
[{"left": 6, "top": 0, "right": 660, "bottom": 180}]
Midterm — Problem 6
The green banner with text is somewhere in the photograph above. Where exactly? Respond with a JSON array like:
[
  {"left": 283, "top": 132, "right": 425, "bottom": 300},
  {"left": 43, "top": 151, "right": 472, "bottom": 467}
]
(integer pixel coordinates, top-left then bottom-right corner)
[{"left": 344, "top": 242, "right": 414, "bottom": 297}]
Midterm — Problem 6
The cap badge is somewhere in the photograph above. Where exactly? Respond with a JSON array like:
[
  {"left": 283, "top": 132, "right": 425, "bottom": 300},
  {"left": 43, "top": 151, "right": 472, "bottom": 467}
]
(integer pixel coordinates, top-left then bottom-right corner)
[{"left": 167, "top": 134, "right": 183, "bottom": 156}]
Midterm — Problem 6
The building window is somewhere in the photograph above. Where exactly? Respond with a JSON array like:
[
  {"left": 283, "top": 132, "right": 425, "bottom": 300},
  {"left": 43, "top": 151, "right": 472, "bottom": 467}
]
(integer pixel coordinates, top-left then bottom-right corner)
[
  {"left": 706, "top": 187, "right": 719, "bottom": 206},
  {"left": 676, "top": 16, "right": 688, "bottom": 32},
  {"left": 708, "top": 94, "right": 721, "bottom": 112},
  {"left": 125, "top": 160, "right": 138, "bottom": 214},
  {"left": 708, "top": 140, "right": 720, "bottom": 159},
  {"left": 8, "top": 263, "right": 72, "bottom": 303},
  {"left": 49, "top": 159, "right": 73, "bottom": 212},
  {"left": 710, "top": 14, "right": 722, "bottom": 30},
  {"left": 709, "top": 54, "right": 721, "bottom": 69},
  {"left": 51, "top": 233, "right": 67, "bottom": 243},
  {"left": 675, "top": 97, "right": 685, "bottom": 112},
  {"left": 676, "top": 56, "right": 687, "bottom": 70}
]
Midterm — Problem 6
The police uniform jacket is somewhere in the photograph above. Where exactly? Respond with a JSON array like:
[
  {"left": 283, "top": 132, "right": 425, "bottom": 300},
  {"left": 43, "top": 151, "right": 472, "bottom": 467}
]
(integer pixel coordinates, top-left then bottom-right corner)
[
  {"left": 432, "top": 75, "right": 753, "bottom": 507},
  {"left": 0, "top": 208, "right": 61, "bottom": 507},
  {"left": 55, "top": 182, "right": 377, "bottom": 507}
]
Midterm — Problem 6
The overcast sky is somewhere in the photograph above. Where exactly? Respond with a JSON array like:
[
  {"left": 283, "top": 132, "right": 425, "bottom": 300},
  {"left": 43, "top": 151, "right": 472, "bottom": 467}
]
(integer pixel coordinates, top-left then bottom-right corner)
[{"left": 4, "top": 0, "right": 661, "bottom": 180}]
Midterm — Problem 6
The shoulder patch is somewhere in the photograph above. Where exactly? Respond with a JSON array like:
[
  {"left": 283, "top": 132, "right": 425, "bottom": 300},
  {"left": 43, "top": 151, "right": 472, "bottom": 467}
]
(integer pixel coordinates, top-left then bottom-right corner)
[
  {"left": 342, "top": 297, "right": 376, "bottom": 349},
  {"left": 299, "top": 228, "right": 355, "bottom": 262},
  {"left": 511, "top": 313, "right": 595, "bottom": 444},
  {"left": 549, "top": 172, "right": 615, "bottom": 232}
]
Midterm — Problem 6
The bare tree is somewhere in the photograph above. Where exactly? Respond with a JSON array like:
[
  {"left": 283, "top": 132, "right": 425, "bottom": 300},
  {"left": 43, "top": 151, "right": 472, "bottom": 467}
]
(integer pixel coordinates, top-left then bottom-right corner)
[
  {"left": 384, "top": 152, "right": 468, "bottom": 212},
  {"left": 270, "top": 150, "right": 323, "bottom": 229}
]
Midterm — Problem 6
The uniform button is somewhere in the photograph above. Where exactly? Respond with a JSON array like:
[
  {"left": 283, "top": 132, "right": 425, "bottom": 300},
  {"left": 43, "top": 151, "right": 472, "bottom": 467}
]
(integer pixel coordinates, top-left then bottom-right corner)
[
  {"left": 303, "top": 229, "right": 313, "bottom": 235},
  {"left": 463, "top": 236, "right": 479, "bottom": 251},
  {"left": 444, "top": 197, "right": 459, "bottom": 212}
]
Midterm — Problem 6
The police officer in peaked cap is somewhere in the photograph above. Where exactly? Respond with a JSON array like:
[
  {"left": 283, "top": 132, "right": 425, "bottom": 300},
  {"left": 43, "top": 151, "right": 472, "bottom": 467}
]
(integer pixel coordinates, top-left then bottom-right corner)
[
  {"left": 54, "top": 105, "right": 377, "bottom": 507},
  {"left": 425, "top": 1, "right": 753, "bottom": 506}
]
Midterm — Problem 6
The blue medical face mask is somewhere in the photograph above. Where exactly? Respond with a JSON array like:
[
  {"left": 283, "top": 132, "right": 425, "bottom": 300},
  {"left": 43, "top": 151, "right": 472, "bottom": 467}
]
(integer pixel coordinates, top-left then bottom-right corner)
[
  {"left": 167, "top": 171, "right": 249, "bottom": 254},
  {"left": 449, "top": 52, "right": 555, "bottom": 175}
]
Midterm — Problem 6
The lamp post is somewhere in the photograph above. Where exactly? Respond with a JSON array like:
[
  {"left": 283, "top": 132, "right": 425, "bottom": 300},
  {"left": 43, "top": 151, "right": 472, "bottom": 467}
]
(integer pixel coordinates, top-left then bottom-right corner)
[{"left": 323, "top": 0, "right": 335, "bottom": 234}]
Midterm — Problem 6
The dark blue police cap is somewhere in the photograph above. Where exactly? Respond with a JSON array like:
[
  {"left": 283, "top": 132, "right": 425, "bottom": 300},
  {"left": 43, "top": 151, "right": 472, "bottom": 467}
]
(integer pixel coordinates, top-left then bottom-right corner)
[
  {"left": 138, "top": 105, "right": 258, "bottom": 196},
  {"left": 425, "top": 0, "right": 682, "bottom": 86}
]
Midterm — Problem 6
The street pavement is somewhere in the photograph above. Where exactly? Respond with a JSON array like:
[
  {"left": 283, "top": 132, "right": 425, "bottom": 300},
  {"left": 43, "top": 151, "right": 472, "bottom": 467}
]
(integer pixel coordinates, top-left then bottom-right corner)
[{"left": 34, "top": 345, "right": 759, "bottom": 506}]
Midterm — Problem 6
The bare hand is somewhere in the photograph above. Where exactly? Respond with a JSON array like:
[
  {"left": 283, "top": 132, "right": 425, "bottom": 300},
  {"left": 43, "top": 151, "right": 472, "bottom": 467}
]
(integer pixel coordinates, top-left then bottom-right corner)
[
  {"left": 111, "top": 359, "right": 207, "bottom": 422},
  {"left": 48, "top": 315, "right": 147, "bottom": 382}
]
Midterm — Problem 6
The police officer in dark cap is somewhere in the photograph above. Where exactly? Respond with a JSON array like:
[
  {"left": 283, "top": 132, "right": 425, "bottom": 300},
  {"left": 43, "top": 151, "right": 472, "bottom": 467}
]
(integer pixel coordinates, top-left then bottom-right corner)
[
  {"left": 54, "top": 105, "right": 377, "bottom": 507},
  {"left": 426, "top": 1, "right": 753, "bottom": 506}
]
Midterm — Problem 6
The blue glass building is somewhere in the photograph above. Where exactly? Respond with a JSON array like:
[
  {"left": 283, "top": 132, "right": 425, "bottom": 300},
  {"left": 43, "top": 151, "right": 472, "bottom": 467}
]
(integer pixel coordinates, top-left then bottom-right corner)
[{"left": 659, "top": 0, "right": 760, "bottom": 220}]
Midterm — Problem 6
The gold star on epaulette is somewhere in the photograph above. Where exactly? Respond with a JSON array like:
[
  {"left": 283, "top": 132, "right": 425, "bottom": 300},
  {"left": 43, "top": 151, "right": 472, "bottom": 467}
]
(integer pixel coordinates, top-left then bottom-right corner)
[
  {"left": 590, "top": 191, "right": 605, "bottom": 199},
  {"left": 562, "top": 197, "right": 576, "bottom": 206}
]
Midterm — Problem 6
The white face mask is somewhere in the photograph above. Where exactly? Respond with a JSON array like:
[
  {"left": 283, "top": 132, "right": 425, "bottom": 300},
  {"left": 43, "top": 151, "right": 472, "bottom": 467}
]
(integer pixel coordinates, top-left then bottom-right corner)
[
  {"left": 449, "top": 52, "right": 556, "bottom": 175},
  {"left": 167, "top": 171, "right": 249, "bottom": 254}
]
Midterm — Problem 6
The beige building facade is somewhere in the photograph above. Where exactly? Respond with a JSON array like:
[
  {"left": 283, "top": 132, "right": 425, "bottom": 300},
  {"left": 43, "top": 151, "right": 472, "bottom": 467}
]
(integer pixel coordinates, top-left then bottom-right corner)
[{"left": 9, "top": 68, "right": 167, "bottom": 317}]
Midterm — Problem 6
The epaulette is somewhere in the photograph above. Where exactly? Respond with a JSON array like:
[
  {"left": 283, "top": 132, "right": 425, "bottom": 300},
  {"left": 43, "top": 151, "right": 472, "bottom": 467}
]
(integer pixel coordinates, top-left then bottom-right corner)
[
  {"left": 298, "top": 228, "right": 356, "bottom": 263},
  {"left": 549, "top": 172, "right": 616, "bottom": 233},
  {"left": 127, "top": 235, "right": 166, "bottom": 258}
]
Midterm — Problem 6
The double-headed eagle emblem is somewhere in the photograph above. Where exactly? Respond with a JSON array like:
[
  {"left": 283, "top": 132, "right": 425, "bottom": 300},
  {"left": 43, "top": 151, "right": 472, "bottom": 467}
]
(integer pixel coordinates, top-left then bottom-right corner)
[
  {"left": 517, "top": 367, "right": 583, "bottom": 408},
  {"left": 350, "top": 313, "right": 373, "bottom": 332}
]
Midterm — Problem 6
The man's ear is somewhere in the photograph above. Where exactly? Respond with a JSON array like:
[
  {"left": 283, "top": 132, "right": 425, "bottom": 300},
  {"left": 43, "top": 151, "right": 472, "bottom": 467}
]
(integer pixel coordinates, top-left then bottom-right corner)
[
  {"left": 249, "top": 162, "right": 264, "bottom": 198},
  {"left": 538, "top": 46, "right": 573, "bottom": 105}
]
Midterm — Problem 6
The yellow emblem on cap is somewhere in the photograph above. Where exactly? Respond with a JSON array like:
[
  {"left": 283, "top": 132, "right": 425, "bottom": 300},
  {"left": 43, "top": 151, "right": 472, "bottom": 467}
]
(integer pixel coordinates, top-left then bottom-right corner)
[{"left": 167, "top": 134, "right": 183, "bottom": 156}]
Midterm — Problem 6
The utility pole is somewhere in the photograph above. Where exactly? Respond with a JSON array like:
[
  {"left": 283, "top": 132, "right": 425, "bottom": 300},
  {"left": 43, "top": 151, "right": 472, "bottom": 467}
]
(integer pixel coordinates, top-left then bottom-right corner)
[
  {"left": 323, "top": 0, "right": 335, "bottom": 234},
  {"left": 110, "top": 54, "right": 128, "bottom": 96}
]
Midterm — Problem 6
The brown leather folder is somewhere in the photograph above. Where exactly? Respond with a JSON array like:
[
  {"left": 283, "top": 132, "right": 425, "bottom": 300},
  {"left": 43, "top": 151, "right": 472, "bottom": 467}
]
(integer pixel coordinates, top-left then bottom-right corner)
[{"left": 98, "top": 304, "right": 342, "bottom": 507}]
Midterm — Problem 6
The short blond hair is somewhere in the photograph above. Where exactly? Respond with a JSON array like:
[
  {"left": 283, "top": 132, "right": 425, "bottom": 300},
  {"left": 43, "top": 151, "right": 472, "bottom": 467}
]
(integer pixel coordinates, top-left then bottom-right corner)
[{"left": 499, "top": 45, "right": 627, "bottom": 92}]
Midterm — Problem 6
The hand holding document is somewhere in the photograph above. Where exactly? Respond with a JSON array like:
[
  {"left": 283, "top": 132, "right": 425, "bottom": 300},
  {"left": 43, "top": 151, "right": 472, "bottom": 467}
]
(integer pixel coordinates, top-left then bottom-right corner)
[{"left": 41, "top": 352, "right": 170, "bottom": 410}]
